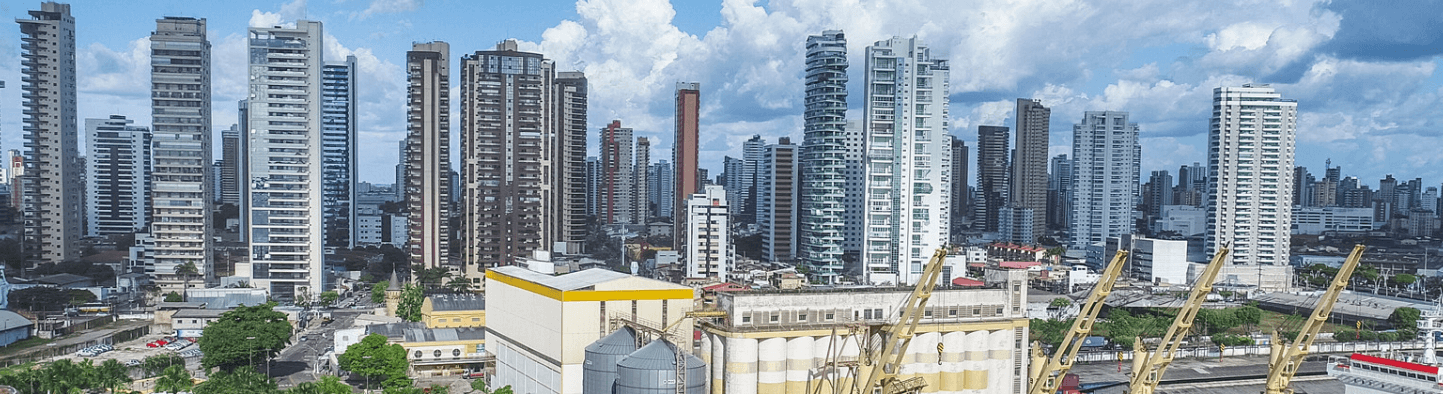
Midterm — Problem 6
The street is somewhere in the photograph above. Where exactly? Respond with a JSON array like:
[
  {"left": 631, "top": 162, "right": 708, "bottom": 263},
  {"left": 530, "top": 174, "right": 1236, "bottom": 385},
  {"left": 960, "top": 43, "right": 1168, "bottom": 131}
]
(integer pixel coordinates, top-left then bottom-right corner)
[{"left": 271, "top": 294, "right": 371, "bottom": 388}]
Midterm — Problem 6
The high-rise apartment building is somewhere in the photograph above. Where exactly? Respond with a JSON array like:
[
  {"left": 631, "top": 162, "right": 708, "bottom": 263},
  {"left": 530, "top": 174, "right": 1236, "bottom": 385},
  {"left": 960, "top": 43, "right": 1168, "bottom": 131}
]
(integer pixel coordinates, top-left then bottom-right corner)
[
  {"left": 650, "top": 160, "right": 674, "bottom": 219},
  {"left": 321, "top": 55, "right": 358, "bottom": 248},
  {"left": 553, "top": 72, "right": 589, "bottom": 253},
  {"left": 950, "top": 136, "right": 969, "bottom": 232},
  {"left": 17, "top": 2, "right": 82, "bottom": 264},
  {"left": 1205, "top": 84, "right": 1297, "bottom": 266},
  {"left": 220, "top": 124, "right": 241, "bottom": 206},
  {"left": 585, "top": 157, "right": 599, "bottom": 218},
  {"left": 685, "top": 185, "right": 729, "bottom": 279},
  {"left": 673, "top": 83, "right": 701, "bottom": 247},
  {"left": 85, "top": 115, "right": 151, "bottom": 236},
  {"left": 242, "top": 20, "right": 325, "bottom": 300},
  {"left": 740, "top": 134, "right": 766, "bottom": 221},
  {"left": 798, "top": 30, "right": 849, "bottom": 282},
  {"left": 976, "top": 125, "right": 1010, "bottom": 232},
  {"left": 1144, "top": 170, "right": 1173, "bottom": 230},
  {"left": 758, "top": 138, "right": 798, "bottom": 262},
  {"left": 842, "top": 121, "right": 865, "bottom": 255},
  {"left": 860, "top": 36, "right": 951, "bottom": 285},
  {"left": 1003, "top": 99, "right": 1050, "bottom": 244},
  {"left": 598, "top": 120, "right": 635, "bottom": 225},
  {"left": 1048, "top": 154, "right": 1072, "bottom": 231},
  {"left": 151, "top": 16, "right": 213, "bottom": 289},
  {"left": 459, "top": 40, "right": 586, "bottom": 277},
  {"left": 634, "top": 137, "right": 650, "bottom": 223},
  {"left": 1069, "top": 111, "right": 1140, "bottom": 248},
  {"left": 1175, "top": 162, "right": 1206, "bottom": 207},
  {"left": 405, "top": 42, "right": 450, "bottom": 271},
  {"left": 723, "top": 156, "right": 745, "bottom": 219}
]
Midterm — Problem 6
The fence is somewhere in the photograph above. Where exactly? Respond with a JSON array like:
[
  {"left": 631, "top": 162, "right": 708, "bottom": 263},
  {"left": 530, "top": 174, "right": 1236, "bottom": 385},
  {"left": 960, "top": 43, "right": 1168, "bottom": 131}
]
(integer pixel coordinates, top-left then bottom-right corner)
[
  {"left": 0, "top": 325, "right": 151, "bottom": 368},
  {"left": 1071, "top": 340, "right": 1428, "bottom": 363}
]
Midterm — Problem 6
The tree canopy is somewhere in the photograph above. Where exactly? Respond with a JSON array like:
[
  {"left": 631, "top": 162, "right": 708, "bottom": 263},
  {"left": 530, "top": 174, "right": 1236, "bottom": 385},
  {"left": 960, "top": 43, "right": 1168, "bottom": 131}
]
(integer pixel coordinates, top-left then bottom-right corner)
[
  {"left": 193, "top": 368, "right": 278, "bottom": 394},
  {"left": 199, "top": 302, "right": 293, "bottom": 371},
  {"left": 371, "top": 281, "right": 390, "bottom": 304},
  {"left": 1390, "top": 307, "right": 1422, "bottom": 338},
  {"left": 155, "top": 365, "right": 194, "bottom": 393},
  {"left": 338, "top": 333, "right": 411, "bottom": 390},
  {"left": 320, "top": 291, "right": 339, "bottom": 307},
  {"left": 397, "top": 284, "right": 423, "bottom": 322},
  {"left": 8, "top": 286, "right": 75, "bottom": 311}
]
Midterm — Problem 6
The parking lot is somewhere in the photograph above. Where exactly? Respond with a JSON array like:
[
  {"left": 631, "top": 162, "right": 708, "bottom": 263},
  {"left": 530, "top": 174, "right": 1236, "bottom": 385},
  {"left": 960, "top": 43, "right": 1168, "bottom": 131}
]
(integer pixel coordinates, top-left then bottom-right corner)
[{"left": 57, "top": 332, "right": 203, "bottom": 370}]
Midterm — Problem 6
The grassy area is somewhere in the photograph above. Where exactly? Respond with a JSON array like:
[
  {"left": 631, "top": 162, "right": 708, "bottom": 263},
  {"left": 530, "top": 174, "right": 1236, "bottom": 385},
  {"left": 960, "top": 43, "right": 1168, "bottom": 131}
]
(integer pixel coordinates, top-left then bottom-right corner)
[
  {"left": 1245, "top": 309, "right": 1344, "bottom": 335},
  {"left": 0, "top": 337, "right": 56, "bottom": 358}
]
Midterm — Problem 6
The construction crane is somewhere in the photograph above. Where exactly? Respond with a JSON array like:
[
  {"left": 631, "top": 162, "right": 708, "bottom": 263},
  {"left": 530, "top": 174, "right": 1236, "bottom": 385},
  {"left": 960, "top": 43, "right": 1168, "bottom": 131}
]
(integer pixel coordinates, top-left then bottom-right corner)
[
  {"left": 1127, "top": 247, "right": 1231, "bottom": 394},
  {"left": 1263, "top": 244, "right": 1366, "bottom": 394},
  {"left": 1028, "top": 250, "right": 1130, "bottom": 394},
  {"left": 855, "top": 247, "right": 950, "bottom": 394}
]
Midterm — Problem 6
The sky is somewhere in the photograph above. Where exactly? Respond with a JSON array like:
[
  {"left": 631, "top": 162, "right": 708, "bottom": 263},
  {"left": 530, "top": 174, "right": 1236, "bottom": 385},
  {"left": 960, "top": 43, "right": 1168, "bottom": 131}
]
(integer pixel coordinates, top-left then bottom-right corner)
[{"left": 1, "top": 0, "right": 1441, "bottom": 187}]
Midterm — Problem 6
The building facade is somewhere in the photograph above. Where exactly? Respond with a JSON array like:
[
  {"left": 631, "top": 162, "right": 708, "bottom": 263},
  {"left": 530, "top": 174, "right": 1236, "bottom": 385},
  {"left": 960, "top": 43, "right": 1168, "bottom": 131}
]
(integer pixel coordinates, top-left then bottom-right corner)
[
  {"left": 321, "top": 55, "right": 358, "bottom": 248},
  {"left": 686, "top": 185, "right": 730, "bottom": 279},
  {"left": 860, "top": 36, "right": 952, "bottom": 286},
  {"left": 1205, "top": 84, "right": 1297, "bottom": 266},
  {"left": 1003, "top": 99, "right": 1050, "bottom": 244},
  {"left": 976, "top": 125, "right": 1010, "bottom": 233},
  {"left": 405, "top": 42, "right": 451, "bottom": 271},
  {"left": 241, "top": 21, "right": 326, "bottom": 300},
  {"left": 700, "top": 269, "right": 1030, "bottom": 394},
  {"left": 673, "top": 83, "right": 701, "bottom": 247},
  {"left": 952, "top": 136, "right": 970, "bottom": 233},
  {"left": 151, "top": 16, "right": 214, "bottom": 288},
  {"left": 798, "top": 30, "right": 849, "bottom": 282},
  {"left": 1068, "top": 111, "right": 1140, "bottom": 249},
  {"left": 220, "top": 124, "right": 240, "bottom": 206},
  {"left": 758, "top": 139, "right": 798, "bottom": 262},
  {"left": 485, "top": 267, "right": 694, "bottom": 394},
  {"left": 1047, "top": 154, "right": 1071, "bottom": 232},
  {"left": 634, "top": 137, "right": 650, "bottom": 224},
  {"left": 17, "top": 2, "right": 82, "bottom": 264},
  {"left": 459, "top": 41, "right": 587, "bottom": 279},
  {"left": 649, "top": 160, "right": 674, "bottom": 219},
  {"left": 598, "top": 121, "right": 634, "bottom": 225},
  {"left": 85, "top": 115, "right": 151, "bottom": 236}
]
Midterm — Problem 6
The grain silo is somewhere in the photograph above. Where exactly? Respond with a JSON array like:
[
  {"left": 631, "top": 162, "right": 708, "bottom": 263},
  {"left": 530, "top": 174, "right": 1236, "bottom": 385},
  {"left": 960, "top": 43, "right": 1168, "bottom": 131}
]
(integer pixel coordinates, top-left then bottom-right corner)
[
  {"left": 615, "top": 338, "right": 706, "bottom": 394},
  {"left": 583, "top": 327, "right": 638, "bottom": 394}
]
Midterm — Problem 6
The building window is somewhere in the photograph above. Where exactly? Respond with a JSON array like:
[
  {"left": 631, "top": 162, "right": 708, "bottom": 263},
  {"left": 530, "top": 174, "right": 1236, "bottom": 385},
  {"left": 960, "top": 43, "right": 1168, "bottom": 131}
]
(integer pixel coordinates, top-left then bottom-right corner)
[
  {"left": 825, "top": 313, "right": 834, "bottom": 321},
  {"left": 798, "top": 314, "right": 807, "bottom": 322},
  {"left": 741, "top": 316, "right": 751, "bottom": 324},
  {"left": 770, "top": 314, "right": 779, "bottom": 323}
]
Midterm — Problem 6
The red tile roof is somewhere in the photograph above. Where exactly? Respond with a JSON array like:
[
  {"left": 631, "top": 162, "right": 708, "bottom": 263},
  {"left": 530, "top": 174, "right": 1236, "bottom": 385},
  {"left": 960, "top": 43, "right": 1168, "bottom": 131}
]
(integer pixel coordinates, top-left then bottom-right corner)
[{"left": 951, "top": 277, "right": 985, "bottom": 287}]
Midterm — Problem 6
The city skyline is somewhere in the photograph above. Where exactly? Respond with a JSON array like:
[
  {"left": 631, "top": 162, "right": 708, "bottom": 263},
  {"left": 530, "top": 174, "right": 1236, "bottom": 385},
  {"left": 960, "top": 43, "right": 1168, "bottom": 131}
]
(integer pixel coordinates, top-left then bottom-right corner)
[{"left": 1, "top": 1, "right": 1439, "bottom": 188}]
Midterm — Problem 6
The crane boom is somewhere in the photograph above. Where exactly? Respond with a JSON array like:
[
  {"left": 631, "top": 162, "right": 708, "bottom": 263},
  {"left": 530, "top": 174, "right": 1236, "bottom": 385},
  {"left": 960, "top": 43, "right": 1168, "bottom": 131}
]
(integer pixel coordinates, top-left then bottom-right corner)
[
  {"left": 1263, "top": 244, "right": 1366, "bottom": 394},
  {"left": 1128, "top": 247, "right": 1231, "bottom": 394},
  {"left": 856, "top": 248, "right": 949, "bottom": 394},
  {"left": 1028, "top": 250, "right": 1130, "bottom": 394}
]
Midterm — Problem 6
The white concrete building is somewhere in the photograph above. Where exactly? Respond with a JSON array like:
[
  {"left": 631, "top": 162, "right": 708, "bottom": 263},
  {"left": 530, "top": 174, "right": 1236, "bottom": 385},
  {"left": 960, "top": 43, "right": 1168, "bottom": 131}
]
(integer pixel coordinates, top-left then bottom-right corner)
[
  {"left": 150, "top": 16, "right": 214, "bottom": 288},
  {"left": 861, "top": 36, "right": 952, "bottom": 285},
  {"left": 485, "top": 267, "right": 693, "bottom": 394},
  {"left": 685, "top": 185, "right": 730, "bottom": 279},
  {"left": 1205, "top": 84, "right": 1297, "bottom": 266},
  {"left": 241, "top": 21, "right": 327, "bottom": 300},
  {"left": 1291, "top": 206, "right": 1376, "bottom": 234},
  {"left": 1068, "top": 111, "right": 1140, "bottom": 249},
  {"left": 700, "top": 269, "right": 1029, "bottom": 394},
  {"left": 85, "top": 115, "right": 151, "bottom": 236},
  {"left": 1158, "top": 205, "right": 1207, "bottom": 236},
  {"left": 1132, "top": 237, "right": 1189, "bottom": 285}
]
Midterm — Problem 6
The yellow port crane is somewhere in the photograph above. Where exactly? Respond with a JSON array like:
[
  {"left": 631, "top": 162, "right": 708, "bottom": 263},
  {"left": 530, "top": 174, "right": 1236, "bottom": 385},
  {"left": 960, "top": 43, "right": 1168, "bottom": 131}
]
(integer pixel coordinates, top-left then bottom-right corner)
[
  {"left": 1263, "top": 244, "right": 1366, "bottom": 394},
  {"left": 1128, "top": 247, "right": 1231, "bottom": 394},
  {"left": 855, "top": 247, "right": 950, "bottom": 394},
  {"left": 1028, "top": 250, "right": 1130, "bottom": 394}
]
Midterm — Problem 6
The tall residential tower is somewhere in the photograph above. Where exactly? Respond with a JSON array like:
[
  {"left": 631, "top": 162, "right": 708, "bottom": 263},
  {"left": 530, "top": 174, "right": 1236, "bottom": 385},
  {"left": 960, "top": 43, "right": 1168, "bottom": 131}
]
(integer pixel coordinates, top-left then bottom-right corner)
[
  {"left": 321, "top": 55, "right": 358, "bottom": 248},
  {"left": 798, "top": 30, "right": 849, "bottom": 282},
  {"left": 17, "top": 1, "right": 82, "bottom": 264},
  {"left": 405, "top": 42, "right": 450, "bottom": 271},
  {"left": 1205, "top": 84, "right": 1297, "bottom": 266},
  {"left": 85, "top": 115, "right": 151, "bottom": 236},
  {"left": 860, "top": 36, "right": 951, "bottom": 285},
  {"left": 1068, "top": 111, "right": 1140, "bottom": 249}
]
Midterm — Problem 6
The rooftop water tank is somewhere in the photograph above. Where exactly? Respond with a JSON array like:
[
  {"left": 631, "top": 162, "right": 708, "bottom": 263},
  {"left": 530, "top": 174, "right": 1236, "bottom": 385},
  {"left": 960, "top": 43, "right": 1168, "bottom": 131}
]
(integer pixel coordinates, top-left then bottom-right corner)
[
  {"left": 615, "top": 338, "right": 705, "bottom": 394},
  {"left": 582, "top": 327, "right": 638, "bottom": 394}
]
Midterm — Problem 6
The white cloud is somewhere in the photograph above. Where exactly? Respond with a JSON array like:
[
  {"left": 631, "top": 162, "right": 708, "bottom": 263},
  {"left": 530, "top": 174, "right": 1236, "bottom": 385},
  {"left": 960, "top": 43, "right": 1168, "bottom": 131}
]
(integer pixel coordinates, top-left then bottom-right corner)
[{"left": 351, "top": 0, "right": 422, "bottom": 20}]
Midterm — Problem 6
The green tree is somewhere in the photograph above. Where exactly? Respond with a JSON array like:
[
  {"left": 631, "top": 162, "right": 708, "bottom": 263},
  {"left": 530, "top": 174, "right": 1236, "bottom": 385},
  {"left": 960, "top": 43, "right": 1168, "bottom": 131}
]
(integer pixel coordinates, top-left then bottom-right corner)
[
  {"left": 1235, "top": 306, "right": 1264, "bottom": 330},
  {"left": 338, "top": 334, "right": 410, "bottom": 390},
  {"left": 95, "top": 359, "right": 132, "bottom": 393},
  {"left": 154, "top": 365, "right": 193, "bottom": 393},
  {"left": 320, "top": 291, "right": 340, "bottom": 307},
  {"left": 447, "top": 277, "right": 473, "bottom": 293},
  {"left": 142, "top": 354, "right": 187, "bottom": 378},
  {"left": 372, "top": 281, "right": 389, "bottom": 304},
  {"left": 193, "top": 368, "right": 278, "bottom": 394},
  {"left": 1029, "top": 319, "right": 1070, "bottom": 348},
  {"left": 8, "top": 286, "right": 74, "bottom": 311},
  {"left": 199, "top": 302, "right": 293, "bottom": 371},
  {"left": 469, "top": 379, "right": 515, "bottom": 394},
  {"left": 1394, "top": 273, "right": 1418, "bottom": 287},
  {"left": 163, "top": 292, "right": 184, "bottom": 303},
  {"left": 397, "top": 284, "right": 423, "bottom": 322},
  {"left": 1210, "top": 333, "right": 1254, "bottom": 347},
  {"left": 39, "top": 359, "right": 89, "bottom": 394},
  {"left": 1390, "top": 307, "right": 1422, "bottom": 337},
  {"left": 176, "top": 262, "right": 201, "bottom": 297},
  {"left": 412, "top": 265, "right": 453, "bottom": 289},
  {"left": 310, "top": 376, "right": 353, "bottom": 394}
]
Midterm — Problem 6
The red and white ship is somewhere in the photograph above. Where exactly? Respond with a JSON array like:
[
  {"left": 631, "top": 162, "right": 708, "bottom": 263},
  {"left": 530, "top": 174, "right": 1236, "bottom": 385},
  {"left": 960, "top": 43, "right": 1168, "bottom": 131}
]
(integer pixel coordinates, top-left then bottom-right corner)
[{"left": 1327, "top": 299, "right": 1443, "bottom": 394}]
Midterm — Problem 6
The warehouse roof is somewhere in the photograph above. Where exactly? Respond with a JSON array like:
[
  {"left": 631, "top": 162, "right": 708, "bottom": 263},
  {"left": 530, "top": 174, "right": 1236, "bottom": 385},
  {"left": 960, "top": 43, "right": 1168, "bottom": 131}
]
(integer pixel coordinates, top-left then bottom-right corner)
[{"left": 491, "top": 266, "right": 629, "bottom": 291}]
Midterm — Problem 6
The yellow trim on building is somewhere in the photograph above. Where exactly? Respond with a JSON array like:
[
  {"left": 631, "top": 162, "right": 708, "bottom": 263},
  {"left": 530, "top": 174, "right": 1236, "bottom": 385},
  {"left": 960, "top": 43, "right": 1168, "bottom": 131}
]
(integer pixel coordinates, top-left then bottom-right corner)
[{"left": 487, "top": 270, "right": 693, "bottom": 302}]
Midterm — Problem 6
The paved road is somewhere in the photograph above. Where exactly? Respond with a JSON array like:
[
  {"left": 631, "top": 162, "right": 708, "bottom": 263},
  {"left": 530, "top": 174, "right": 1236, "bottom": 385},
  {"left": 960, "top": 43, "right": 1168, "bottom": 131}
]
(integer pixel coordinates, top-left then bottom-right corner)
[{"left": 272, "top": 294, "right": 372, "bottom": 387}]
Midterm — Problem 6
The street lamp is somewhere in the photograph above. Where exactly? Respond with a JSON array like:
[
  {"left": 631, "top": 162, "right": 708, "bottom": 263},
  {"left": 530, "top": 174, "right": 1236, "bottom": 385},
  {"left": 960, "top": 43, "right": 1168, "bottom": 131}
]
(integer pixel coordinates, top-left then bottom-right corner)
[
  {"left": 246, "top": 336, "right": 270, "bottom": 377},
  {"left": 362, "top": 355, "right": 373, "bottom": 394}
]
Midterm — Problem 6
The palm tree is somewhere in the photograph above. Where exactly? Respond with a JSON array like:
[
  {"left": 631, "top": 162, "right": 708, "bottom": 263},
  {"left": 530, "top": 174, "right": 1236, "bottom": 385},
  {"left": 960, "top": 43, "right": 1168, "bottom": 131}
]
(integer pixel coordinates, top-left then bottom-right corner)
[
  {"left": 155, "top": 365, "right": 193, "bottom": 393},
  {"left": 96, "top": 358, "right": 132, "bottom": 393},
  {"left": 175, "top": 262, "right": 200, "bottom": 300},
  {"left": 446, "top": 277, "right": 473, "bottom": 293}
]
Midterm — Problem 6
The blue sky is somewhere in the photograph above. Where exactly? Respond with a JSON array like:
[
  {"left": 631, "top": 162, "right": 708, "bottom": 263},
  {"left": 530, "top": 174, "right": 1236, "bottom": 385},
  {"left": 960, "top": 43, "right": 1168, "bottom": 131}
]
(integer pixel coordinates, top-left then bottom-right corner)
[{"left": 1, "top": 0, "right": 1442, "bottom": 188}]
